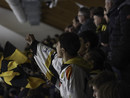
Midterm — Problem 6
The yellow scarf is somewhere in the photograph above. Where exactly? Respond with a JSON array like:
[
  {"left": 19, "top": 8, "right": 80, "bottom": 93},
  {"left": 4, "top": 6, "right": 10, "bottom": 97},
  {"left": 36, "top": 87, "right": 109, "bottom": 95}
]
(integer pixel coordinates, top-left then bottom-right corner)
[{"left": 64, "top": 56, "right": 93, "bottom": 72}]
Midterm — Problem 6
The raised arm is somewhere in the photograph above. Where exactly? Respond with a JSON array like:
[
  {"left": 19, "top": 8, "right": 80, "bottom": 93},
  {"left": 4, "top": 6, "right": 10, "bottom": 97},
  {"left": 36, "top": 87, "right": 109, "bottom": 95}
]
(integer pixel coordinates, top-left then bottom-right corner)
[
  {"left": 25, "top": 34, "right": 62, "bottom": 84},
  {"left": 25, "top": 34, "right": 39, "bottom": 55}
]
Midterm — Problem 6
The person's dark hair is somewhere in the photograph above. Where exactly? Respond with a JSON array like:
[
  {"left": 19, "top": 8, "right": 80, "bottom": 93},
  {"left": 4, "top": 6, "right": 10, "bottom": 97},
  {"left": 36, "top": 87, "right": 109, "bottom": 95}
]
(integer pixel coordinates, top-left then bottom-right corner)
[
  {"left": 79, "top": 30, "right": 99, "bottom": 49},
  {"left": 79, "top": 7, "right": 90, "bottom": 19},
  {"left": 89, "top": 71, "right": 117, "bottom": 88},
  {"left": 74, "top": 16, "right": 79, "bottom": 23},
  {"left": 93, "top": 7, "right": 104, "bottom": 17},
  {"left": 89, "top": 7, "right": 96, "bottom": 11},
  {"left": 59, "top": 32, "right": 80, "bottom": 56},
  {"left": 98, "top": 80, "right": 130, "bottom": 98},
  {"left": 89, "top": 7, "right": 96, "bottom": 18}
]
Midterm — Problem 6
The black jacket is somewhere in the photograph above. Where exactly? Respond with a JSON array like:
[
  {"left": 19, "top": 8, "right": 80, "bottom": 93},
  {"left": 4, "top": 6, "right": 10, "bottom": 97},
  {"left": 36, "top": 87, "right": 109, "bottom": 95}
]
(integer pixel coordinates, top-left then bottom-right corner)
[
  {"left": 78, "top": 18, "right": 96, "bottom": 34},
  {"left": 108, "top": 0, "right": 130, "bottom": 71}
]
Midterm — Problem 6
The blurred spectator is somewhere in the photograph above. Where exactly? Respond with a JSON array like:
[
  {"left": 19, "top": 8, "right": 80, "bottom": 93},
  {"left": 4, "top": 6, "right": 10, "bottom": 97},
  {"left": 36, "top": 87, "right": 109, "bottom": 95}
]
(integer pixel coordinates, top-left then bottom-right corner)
[
  {"left": 78, "top": 30, "right": 99, "bottom": 57},
  {"left": 89, "top": 71, "right": 117, "bottom": 98},
  {"left": 108, "top": 0, "right": 130, "bottom": 85},
  {"left": 72, "top": 16, "right": 81, "bottom": 34},
  {"left": 93, "top": 7, "right": 109, "bottom": 56},
  {"left": 77, "top": 7, "right": 96, "bottom": 34},
  {"left": 64, "top": 24, "right": 74, "bottom": 33},
  {"left": 98, "top": 80, "right": 130, "bottom": 98}
]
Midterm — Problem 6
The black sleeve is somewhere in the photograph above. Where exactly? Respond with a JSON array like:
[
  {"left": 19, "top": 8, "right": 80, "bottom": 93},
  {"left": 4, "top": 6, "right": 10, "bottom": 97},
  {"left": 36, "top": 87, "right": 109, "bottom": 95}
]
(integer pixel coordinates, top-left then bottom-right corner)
[{"left": 101, "top": 28, "right": 109, "bottom": 44}]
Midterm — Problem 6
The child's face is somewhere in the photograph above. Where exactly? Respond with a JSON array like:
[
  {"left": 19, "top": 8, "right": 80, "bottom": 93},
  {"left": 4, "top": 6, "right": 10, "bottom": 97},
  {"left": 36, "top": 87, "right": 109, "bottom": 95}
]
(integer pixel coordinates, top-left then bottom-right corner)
[{"left": 93, "top": 15, "right": 102, "bottom": 27}]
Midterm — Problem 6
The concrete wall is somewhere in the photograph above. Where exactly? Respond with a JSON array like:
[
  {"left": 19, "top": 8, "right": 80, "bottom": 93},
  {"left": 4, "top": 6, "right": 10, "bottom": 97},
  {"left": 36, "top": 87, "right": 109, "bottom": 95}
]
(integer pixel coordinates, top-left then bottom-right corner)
[{"left": 0, "top": 25, "right": 26, "bottom": 51}]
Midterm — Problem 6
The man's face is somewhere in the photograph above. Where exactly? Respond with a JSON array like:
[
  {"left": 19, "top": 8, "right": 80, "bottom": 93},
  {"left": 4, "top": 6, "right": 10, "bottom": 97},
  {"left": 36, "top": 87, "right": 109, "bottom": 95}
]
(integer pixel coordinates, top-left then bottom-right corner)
[
  {"left": 93, "top": 15, "right": 102, "bottom": 27},
  {"left": 92, "top": 86, "right": 99, "bottom": 98},
  {"left": 105, "top": 1, "right": 112, "bottom": 13},
  {"left": 78, "top": 11, "right": 86, "bottom": 24},
  {"left": 56, "top": 41, "right": 63, "bottom": 58}
]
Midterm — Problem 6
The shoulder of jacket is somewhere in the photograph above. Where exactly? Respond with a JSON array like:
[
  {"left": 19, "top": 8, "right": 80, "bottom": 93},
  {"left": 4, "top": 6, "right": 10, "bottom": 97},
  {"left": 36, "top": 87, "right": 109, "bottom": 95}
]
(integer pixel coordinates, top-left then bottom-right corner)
[
  {"left": 66, "top": 66, "right": 72, "bottom": 80},
  {"left": 118, "top": 1, "right": 130, "bottom": 10}
]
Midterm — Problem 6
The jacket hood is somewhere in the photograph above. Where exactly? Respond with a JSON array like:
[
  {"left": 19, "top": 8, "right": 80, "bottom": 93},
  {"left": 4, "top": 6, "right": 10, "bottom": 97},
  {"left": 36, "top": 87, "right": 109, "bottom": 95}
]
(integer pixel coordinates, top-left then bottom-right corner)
[{"left": 118, "top": 0, "right": 130, "bottom": 10}]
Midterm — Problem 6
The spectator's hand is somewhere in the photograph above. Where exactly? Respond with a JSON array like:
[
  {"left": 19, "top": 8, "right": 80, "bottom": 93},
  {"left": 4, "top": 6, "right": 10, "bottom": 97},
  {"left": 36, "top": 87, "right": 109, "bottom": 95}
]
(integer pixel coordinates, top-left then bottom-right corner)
[{"left": 25, "top": 34, "right": 35, "bottom": 45}]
